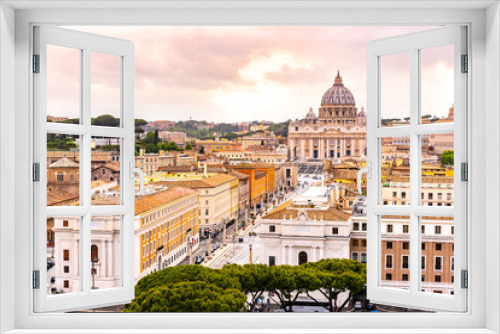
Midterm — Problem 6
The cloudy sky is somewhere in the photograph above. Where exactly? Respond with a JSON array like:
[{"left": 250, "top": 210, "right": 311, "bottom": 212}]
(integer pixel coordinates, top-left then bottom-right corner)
[{"left": 48, "top": 26, "right": 454, "bottom": 123}]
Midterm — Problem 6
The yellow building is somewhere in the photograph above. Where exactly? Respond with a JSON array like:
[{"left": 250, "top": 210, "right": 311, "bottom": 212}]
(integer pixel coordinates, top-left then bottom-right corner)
[
  {"left": 197, "top": 139, "right": 232, "bottom": 152},
  {"left": 155, "top": 174, "right": 239, "bottom": 235},
  {"left": 134, "top": 187, "right": 200, "bottom": 280}
]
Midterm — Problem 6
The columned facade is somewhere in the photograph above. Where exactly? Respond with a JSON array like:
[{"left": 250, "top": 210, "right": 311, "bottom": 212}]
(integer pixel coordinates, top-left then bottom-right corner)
[{"left": 288, "top": 72, "right": 367, "bottom": 161}]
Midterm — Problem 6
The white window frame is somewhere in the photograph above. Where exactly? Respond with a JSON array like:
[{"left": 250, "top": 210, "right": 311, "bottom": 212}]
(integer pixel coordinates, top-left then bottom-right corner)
[
  {"left": 366, "top": 26, "right": 467, "bottom": 312},
  {"left": 0, "top": 2, "right": 497, "bottom": 334},
  {"left": 32, "top": 26, "right": 135, "bottom": 312}
]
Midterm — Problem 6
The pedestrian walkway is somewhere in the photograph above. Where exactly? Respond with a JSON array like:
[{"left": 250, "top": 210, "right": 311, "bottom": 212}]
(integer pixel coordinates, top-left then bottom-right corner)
[{"left": 202, "top": 243, "right": 234, "bottom": 268}]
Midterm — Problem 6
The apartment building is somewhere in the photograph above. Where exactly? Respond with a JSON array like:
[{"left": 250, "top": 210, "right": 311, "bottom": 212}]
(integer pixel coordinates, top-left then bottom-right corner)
[
  {"left": 46, "top": 186, "right": 200, "bottom": 293},
  {"left": 226, "top": 164, "right": 268, "bottom": 208},
  {"left": 227, "top": 169, "right": 250, "bottom": 213},
  {"left": 350, "top": 197, "right": 455, "bottom": 295},
  {"left": 47, "top": 150, "right": 120, "bottom": 168},
  {"left": 135, "top": 186, "right": 200, "bottom": 281},
  {"left": 158, "top": 131, "right": 187, "bottom": 147},
  {"left": 135, "top": 150, "right": 175, "bottom": 176},
  {"left": 155, "top": 174, "right": 239, "bottom": 235},
  {"left": 382, "top": 175, "right": 454, "bottom": 206}
]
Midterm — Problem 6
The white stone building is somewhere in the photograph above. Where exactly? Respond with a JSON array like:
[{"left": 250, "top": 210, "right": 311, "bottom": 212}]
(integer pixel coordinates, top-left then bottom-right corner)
[{"left": 259, "top": 186, "right": 351, "bottom": 266}]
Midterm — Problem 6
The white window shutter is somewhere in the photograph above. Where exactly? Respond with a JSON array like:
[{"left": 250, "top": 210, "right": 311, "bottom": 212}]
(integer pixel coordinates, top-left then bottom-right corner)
[
  {"left": 33, "top": 26, "right": 135, "bottom": 312},
  {"left": 366, "top": 26, "right": 467, "bottom": 312}
]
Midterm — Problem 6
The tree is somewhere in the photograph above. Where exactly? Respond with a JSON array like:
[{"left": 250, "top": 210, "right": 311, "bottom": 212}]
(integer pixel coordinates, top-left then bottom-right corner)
[
  {"left": 153, "top": 130, "right": 159, "bottom": 145},
  {"left": 422, "top": 114, "right": 432, "bottom": 119},
  {"left": 133, "top": 265, "right": 241, "bottom": 296},
  {"left": 123, "top": 281, "right": 245, "bottom": 312},
  {"left": 91, "top": 114, "right": 119, "bottom": 127},
  {"left": 222, "top": 132, "right": 240, "bottom": 140},
  {"left": 268, "top": 265, "right": 322, "bottom": 312},
  {"left": 135, "top": 119, "right": 148, "bottom": 127},
  {"left": 441, "top": 150, "right": 454, "bottom": 166},
  {"left": 199, "top": 146, "right": 205, "bottom": 154},
  {"left": 185, "top": 143, "right": 192, "bottom": 150},
  {"left": 123, "top": 265, "right": 245, "bottom": 312},
  {"left": 135, "top": 126, "right": 145, "bottom": 138},
  {"left": 142, "top": 132, "right": 155, "bottom": 144},
  {"left": 145, "top": 143, "right": 157, "bottom": 153},
  {"left": 63, "top": 118, "right": 80, "bottom": 124},
  {"left": 222, "top": 264, "right": 276, "bottom": 311},
  {"left": 302, "top": 258, "right": 366, "bottom": 312}
]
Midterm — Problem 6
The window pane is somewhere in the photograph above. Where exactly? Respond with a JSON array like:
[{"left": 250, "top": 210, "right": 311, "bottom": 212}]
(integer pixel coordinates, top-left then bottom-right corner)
[
  {"left": 420, "top": 216, "right": 454, "bottom": 295},
  {"left": 47, "top": 45, "right": 81, "bottom": 124},
  {"left": 421, "top": 133, "right": 454, "bottom": 206},
  {"left": 380, "top": 215, "right": 410, "bottom": 290},
  {"left": 91, "top": 137, "right": 121, "bottom": 205},
  {"left": 47, "top": 216, "right": 81, "bottom": 295},
  {"left": 420, "top": 45, "right": 454, "bottom": 124},
  {"left": 380, "top": 52, "right": 410, "bottom": 127},
  {"left": 91, "top": 52, "right": 121, "bottom": 126},
  {"left": 47, "top": 134, "right": 80, "bottom": 206},
  {"left": 90, "top": 216, "right": 121, "bottom": 290},
  {"left": 381, "top": 136, "right": 410, "bottom": 205}
]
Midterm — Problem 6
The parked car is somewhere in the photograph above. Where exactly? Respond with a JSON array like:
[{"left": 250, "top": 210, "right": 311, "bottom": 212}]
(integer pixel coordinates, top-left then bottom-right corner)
[
  {"left": 195, "top": 256, "right": 204, "bottom": 264},
  {"left": 354, "top": 301, "right": 363, "bottom": 310},
  {"left": 238, "top": 238, "right": 244, "bottom": 243}
]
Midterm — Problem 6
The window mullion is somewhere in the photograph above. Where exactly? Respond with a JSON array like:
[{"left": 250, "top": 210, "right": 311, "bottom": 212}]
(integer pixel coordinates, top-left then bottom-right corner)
[{"left": 409, "top": 47, "right": 420, "bottom": 294}]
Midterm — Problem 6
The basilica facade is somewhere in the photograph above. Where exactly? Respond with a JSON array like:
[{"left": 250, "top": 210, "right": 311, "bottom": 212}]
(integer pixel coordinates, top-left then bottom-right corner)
[{"left": 288, "top": 72, "right": 367, "bottom": 161}]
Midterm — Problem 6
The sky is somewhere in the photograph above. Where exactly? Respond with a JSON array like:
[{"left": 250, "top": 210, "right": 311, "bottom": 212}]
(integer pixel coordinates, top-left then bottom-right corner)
[{"left": 48, "top": 26, "right": 454, "bottom": 123}]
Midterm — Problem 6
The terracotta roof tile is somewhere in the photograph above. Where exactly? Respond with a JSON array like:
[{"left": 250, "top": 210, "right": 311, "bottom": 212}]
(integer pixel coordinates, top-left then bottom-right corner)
[
  {"left": 135, "top": 186, "right": 197, "bottom": 215},
  {"left": 49, "top": 157, "right": 79, "bottom": 168}
]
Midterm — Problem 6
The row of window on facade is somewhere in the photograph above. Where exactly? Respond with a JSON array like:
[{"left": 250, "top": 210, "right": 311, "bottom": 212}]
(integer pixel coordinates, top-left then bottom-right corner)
[
  {"left": 142, "top": 199, "right": 197, "bottom": 226},
  {"left": 389, "top": 192, "right": 453, "bottom": 200},
  {"left": 385, "top": 224, "right": 453, "bottom": 235},
  {"left": 383, "top": 254, "right": 454, "bottom": 271}
]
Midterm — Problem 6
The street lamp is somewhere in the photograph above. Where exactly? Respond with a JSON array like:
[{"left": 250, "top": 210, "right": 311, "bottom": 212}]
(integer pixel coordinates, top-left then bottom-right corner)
[{"left": 249, "top": 244, "right": 253, "bottom": 265}]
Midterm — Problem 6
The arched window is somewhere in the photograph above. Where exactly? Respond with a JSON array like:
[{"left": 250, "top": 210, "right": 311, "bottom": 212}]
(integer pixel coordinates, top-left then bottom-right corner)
[
  {"left": 298, "top": 251, "right": 308, "bottom": 265},
  {"left": 91, "top": 245, "right": 98, "bottom": 263}
]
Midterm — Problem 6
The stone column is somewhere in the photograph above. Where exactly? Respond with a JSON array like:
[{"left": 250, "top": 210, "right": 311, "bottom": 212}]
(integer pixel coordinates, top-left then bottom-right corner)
[
  {"left": 301, "top": 139, "right": 305, "bottom": 159},
  {"left": 319, "top": 139, "right": 323, "bottom": 159},
  {"left": 326, "top": 138, "right": 330, "bottom": 158},
  {"left": 288, "top": 246, "right": 293, "bottom": 265},
  {"left": 334, "top": 138, "right": 338, "bottom": 158},
  {"left": 103, "top": 240, "right": 108, "bottom": 277},
  {"left": 74, "top": 239, "right": 79, "bottom": 276},
  {"left": 108, "top": 240, "right": 114, "bottom": 277},
  {"left": 310, "top": 139, "right": 313, "bottom": 158},
  {"left": 320, "top": 247, "right": 324, "bottom": 259},
  {"left": 281, "top": 245, "right": 287, "bottom": 265},
  {"left": 316, "top": 247, "right": 321, "bottom": 261}
]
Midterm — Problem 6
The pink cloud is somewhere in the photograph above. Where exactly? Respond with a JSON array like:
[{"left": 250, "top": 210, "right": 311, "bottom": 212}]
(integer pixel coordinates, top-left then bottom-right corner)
[{"left": 52, "top": 25, "right": 448, "bottom": 123}]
